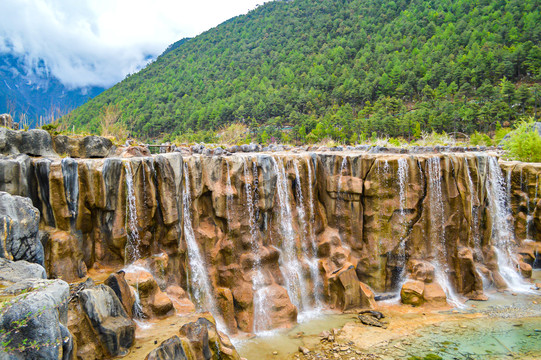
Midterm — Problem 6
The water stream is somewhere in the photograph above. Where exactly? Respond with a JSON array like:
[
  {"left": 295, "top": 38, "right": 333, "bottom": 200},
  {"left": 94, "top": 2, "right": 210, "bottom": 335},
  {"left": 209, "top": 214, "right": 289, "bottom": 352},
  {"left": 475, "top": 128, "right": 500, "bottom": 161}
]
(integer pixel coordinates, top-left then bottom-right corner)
[
  {"left": 272, "top": 156, "right": 311, "bottom": 313},
  {"left": 426, "top": 156, "right": 463, "bottom": 307},
  {"left": 486, "top": 156, "right": 532, "bottom": 293},
  {"left": 181, "top": 160, "right": 222, "bottom": 324}
]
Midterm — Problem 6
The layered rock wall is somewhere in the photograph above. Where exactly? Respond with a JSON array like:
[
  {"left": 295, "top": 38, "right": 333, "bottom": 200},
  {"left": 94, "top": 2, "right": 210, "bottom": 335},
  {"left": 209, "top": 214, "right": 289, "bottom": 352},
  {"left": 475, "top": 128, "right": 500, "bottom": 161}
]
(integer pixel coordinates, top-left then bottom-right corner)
[{"left": 1, "top": 150, "right": 540, "bottom": 334}]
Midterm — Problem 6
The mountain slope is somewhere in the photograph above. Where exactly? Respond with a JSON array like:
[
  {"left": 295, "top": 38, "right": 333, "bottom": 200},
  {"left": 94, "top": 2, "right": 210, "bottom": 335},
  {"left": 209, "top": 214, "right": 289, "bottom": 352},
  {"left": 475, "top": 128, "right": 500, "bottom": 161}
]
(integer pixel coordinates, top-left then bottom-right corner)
[
  {"left": 0, "top": 53, "right": 104, "bottom": 127},
  {"left": 65, "top": 0, "right": 541, "bottom": 141}
]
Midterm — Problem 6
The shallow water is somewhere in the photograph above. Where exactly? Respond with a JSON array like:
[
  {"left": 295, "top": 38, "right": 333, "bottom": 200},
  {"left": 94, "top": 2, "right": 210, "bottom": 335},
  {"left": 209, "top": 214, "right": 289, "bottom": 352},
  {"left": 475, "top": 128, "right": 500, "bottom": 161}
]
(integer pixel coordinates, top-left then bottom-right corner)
[
  {"left": 235, "top": 312, "right": 356, "bottom": 359},
  {"left": 236, "top": 271, "right": 541, "bottom": 360},
  {"left": 385, "top": 316, "right": 541, "bottom": 360}
]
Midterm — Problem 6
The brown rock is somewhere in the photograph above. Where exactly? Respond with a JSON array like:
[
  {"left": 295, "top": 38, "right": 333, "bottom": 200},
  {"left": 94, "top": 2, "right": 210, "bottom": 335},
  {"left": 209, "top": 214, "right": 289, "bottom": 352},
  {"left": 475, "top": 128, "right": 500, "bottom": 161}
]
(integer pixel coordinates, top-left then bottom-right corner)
[
  {"left": 423, "top": 283, "right": 447, "bottom": 305},
  {"left": 166, "top": 285, "right": 196, "bottom": 314},
  {"left": 359, "top": 282, "right": 377, "bottom": 309},
  {"left": 125, "top": 268, "right": 173, "bottom": 318},
  {"left": 519, "top": 261, "right": 532, "bottom": 278},
  {"left": 216, "top": 287, "right": 238, "bottom": 334},
  {"left": 409, "top": 260, "right": 435, "bottom": 283},
  {"left": 105, "top": 270, "right": 136, "bottom": 317},
  {"left": 400, "top": 280, "right": 425, "bottom": 306},
  {"left": 45, "top": 229, "right": 86, "bottom": 282}
]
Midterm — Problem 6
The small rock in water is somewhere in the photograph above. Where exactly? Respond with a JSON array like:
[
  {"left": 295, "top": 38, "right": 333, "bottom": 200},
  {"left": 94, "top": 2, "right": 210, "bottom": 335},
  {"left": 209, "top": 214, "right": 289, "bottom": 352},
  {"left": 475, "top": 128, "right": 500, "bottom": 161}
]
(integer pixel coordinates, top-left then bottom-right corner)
[
  {"left": 511, "top": 292, "right": 517, "bottom": 296},
  {"left": 272, "top": 351, "right": 278, "bottom": 355},
  {"left": 299, "top": 346, "right": 310, "bottom": 355}
]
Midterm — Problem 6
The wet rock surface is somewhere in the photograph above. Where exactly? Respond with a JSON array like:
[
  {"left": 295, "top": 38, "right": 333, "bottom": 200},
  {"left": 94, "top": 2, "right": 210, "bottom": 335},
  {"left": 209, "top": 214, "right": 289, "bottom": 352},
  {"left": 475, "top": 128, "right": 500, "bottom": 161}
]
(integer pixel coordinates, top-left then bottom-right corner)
[
  {"left": 0, "top": 131, "right": 539, "bottom": 358},
  {"left": 78, "top": 284, "right": 136, "bottom": 356},
  {"left": 0, "top": 278, "right": 71, "bottom": 360},
  {"left": 0, "top": 191, "right": 44, "bottom": 265}
]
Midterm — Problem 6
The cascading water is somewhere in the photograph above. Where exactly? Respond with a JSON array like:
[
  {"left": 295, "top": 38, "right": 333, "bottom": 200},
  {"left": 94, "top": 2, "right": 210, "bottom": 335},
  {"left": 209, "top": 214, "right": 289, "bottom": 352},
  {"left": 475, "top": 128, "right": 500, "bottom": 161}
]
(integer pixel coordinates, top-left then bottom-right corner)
[
  {"left": 293, "top": 159, "right": 323, "bottom": 316},
  {"left": 485, "top": 156, "right": 532, "bottom": 292},
  {"left": 242, "top": 157, "right": 271, "bottom": 333},
  {"left": 305, "top": 156, "right": 324, "bottom": 310},
  {"left": 272, "top": 156, "right": 311, "bottom": 312},
  {"left": 395, "top": 157, "right": 409, "bottom": 286},
  {"left": 124, "top": 161, "right": 141, "bottom": 264},
  {"left": 225, "top": 160, "right": 234, "bottom": 229},
  {"left": 181, "top": 161, "right": 222, "bottom": 321},
  {"left": 465, "top": 160, "right": 482, "bottom": 256},
  {"left": 426, "top": 157, "right": 463, "bottom": 307}
]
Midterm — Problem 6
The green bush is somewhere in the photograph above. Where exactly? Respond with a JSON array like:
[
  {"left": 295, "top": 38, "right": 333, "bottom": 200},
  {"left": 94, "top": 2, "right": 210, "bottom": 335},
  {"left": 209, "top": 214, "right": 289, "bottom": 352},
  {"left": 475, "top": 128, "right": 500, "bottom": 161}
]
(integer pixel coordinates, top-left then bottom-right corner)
[
  {"left": 470, "top": 131, "right": 493, "bottom": 146},
  {"left": 503, "top": 118, "right": 541, "bottom": 162}
]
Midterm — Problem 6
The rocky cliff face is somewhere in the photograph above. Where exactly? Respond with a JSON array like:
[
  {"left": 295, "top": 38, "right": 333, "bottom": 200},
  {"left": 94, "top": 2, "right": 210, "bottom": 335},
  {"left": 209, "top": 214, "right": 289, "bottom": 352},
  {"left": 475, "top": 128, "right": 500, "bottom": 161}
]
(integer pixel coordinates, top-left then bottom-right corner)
[{"left": 1, "top": 148, "right": 539, "bottom": 337}]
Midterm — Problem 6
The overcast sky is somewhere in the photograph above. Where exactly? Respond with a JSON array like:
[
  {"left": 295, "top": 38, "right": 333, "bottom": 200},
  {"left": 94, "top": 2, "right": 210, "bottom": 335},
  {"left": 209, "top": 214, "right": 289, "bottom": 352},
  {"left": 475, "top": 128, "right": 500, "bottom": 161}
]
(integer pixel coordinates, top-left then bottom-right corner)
[{"left": 0, "top": 0, "right": 262, "bottom": 88}]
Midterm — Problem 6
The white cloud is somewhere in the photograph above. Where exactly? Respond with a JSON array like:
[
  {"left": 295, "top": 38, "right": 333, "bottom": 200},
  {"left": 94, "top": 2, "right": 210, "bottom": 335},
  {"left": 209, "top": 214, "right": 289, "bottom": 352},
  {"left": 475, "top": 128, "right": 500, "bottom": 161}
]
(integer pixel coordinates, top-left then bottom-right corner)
[{"left": 0, "top": 0, "right": 262, "bottom": 88}]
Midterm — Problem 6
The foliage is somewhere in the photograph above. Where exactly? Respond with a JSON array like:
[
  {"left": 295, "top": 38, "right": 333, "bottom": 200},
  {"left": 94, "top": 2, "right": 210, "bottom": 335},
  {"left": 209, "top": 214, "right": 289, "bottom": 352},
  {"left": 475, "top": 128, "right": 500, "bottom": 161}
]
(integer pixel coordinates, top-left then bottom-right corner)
[
  {"left": 216, "top": 122, "right": 250, "bottom": 145},
  {"left": 65, "top": 0, "right": 540, "bottom": 142},
  {"left": 0, "top": 283, "right": 68, "bottom": 354},
  {"left": 414, "top": 131, "right": 461, "bottom": 147},
  {"left": 503, "top": 118, "right": 541, "bottom": 162},
  {"left": 98, "top": 104, "right": 129, "bottom": 142},
  {"left": 41, "top": 122, "right": 61, "bottom": 135},
  {"left": 470, "top": 131, "right": 493, "bottom": 146}
]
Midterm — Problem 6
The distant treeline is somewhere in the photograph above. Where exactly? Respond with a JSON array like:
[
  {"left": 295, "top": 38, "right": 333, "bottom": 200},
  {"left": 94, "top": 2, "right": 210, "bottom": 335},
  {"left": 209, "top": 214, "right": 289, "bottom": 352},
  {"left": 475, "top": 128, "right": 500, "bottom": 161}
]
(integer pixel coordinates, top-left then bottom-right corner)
[{"left": 64, "top": 0, "right": 541, "bottom": 143}]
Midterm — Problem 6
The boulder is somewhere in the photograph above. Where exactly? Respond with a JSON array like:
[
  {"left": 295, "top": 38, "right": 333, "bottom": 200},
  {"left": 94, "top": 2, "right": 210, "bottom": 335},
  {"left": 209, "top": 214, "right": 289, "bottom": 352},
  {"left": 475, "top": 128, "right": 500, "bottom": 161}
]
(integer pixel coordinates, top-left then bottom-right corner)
[
  {"left": 329, "top": 265, "right": 373, "bottom": 311},
  {"left": 146, "top": 336, "right": 188, "bottom": 360},
  {"left": 0, "top": 279, "right": 71, "bottom": 360},
  {"left": 124, "top": 267, "right": 174, "bottom": 318},
  {"left": 79, "top": 284, "right": 136, "bottom": 357},
  {"left": 0, "top": 192, "right": 44, "bottom": 265},
  {"left": 0, "top": 128, "right": 56, "bottom": 157},
  {"left": 0, "top": 257, "right": 46, "bottom": 286},
  {"left": 0, "top": 113, "right": 18, "bottom": 130},
  {"left": 400, "top": 280, "right": 425, "bottom": 306},
  {"left": 178, "top": 317, "right": 240, "bottom": 360},
  {"left": 408, "top": 260, "right": 435, "bottom": 283},
  {"left": 519, "top": 261, "right": 532, "bottom": 278},
  {"left": 166, "top": 285, "right": 196, "bottom": 314},
  {"left": 68, "top": 279, "right": 106, "bottom": 360},
  {"left": 53, "top": 135, "right": 115, "bottom": 158},
  {"left": 423, "top": 283, "right": 447, "bottom": 305},
  {"left": 116, "top": 145, "right": 151, "bottom": 157},
  {"left": 105, "top": 270, "right": 136, "bottom": 317}
]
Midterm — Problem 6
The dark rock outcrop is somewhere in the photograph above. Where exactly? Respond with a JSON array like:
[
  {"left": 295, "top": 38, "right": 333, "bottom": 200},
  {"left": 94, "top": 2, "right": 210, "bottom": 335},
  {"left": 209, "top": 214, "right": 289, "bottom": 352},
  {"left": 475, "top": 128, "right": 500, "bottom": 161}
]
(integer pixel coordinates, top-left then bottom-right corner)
[
  {"left": 0, "top": 279, "right": 71, "bottom": 360},
  {"left": 0, "top": 257, "right": 46, "bottom": 286},
  {"left": 145, "top": 336, "right": 188, "bottom": 360},
  {"left": 0, "top": 128, "right": 56, "bottom": 157},
  {"left": 78, "top": 284, "right": 136, "bottom": 357},
  {"left": 0, "top": 192, "right": 44, "bottom": 265},
  {"left": 53, "top": 135, "right": 116, "bottom": 158}
]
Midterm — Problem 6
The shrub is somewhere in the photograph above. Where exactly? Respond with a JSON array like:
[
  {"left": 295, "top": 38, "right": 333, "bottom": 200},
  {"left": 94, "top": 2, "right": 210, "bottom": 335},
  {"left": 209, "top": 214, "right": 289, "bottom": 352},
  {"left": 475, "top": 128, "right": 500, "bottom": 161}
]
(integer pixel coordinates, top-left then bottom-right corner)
[
  {"left": 470, "top": 131, "right": 493, "bottom": 146},
  {"left": 503, "top": 118, "right": 541, "bottom": 162},
  {"left": 216, "top": 122, "right": 249, "bottom": 145}
]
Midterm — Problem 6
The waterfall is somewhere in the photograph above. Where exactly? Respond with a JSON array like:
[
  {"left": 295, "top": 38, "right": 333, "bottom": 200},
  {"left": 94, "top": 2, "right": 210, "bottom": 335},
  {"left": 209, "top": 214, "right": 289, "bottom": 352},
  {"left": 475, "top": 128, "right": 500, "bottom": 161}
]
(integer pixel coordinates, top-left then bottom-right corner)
[
  {"left": 293, "top": 159, "right": 322, "bottom": 316},
  {"left": 225, "top": 160, "right": 233, "bottom": 229},
  {"left": 395, "top": 157, "right": 409, "bottom": 286},
  {"left": 181, "top": 161, "right": 221, "bottom": 319},
  {"left": 271, "top": 156, "right": 311, "bottom": 312},
  {"left": 485, "top": 156, "right": 531, "bottom": 292},
  {"left": 242, "top": 157, "right": 271, "bottom": 333},
  {"left": 465, "top": 160, "right": 482, "bottom": 256},
  {"left": 124, "top": 161, "right": 141, "bottom": 264},
  {"left": 305, "top": 156, "right": 324, "bottom": 310},
  {"left": 426, "top": 157, "right": 463, "bottom": 307}
]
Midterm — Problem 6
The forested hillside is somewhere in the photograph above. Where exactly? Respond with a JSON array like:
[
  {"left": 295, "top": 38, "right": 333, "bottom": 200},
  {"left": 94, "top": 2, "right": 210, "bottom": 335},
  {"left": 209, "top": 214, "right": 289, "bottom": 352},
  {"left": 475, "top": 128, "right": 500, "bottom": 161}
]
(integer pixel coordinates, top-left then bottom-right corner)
[{"left": 65, "top": 0, "right": 541, "bottom": 143}]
